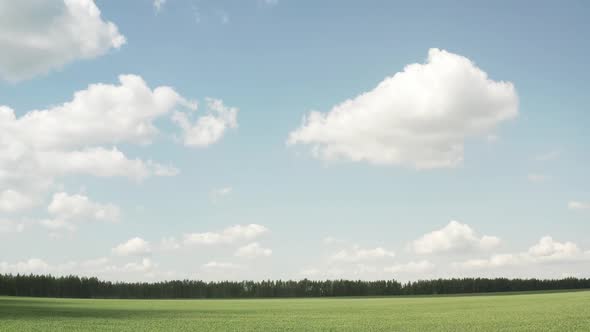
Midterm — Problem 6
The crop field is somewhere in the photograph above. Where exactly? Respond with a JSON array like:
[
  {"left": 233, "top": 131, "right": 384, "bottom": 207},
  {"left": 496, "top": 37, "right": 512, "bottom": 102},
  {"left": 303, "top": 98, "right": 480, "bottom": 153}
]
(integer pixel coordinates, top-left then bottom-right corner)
[{"left": 1, "top": 291, "right": 589, "bottom": 331}]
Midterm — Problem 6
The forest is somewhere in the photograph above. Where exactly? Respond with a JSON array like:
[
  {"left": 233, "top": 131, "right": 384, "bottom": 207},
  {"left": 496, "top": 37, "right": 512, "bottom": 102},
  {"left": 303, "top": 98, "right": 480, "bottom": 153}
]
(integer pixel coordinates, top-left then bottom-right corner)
[{"left": 1, "top": 274, "right": 589, "bottom": 299}]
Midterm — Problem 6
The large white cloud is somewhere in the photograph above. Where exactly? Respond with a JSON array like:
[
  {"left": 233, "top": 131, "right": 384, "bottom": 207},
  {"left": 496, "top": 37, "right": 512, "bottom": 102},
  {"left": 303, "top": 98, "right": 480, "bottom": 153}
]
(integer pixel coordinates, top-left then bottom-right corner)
[
  {"left": 288, "top": 48, "right": 518, "bottom": 169},
  {"left": 411, "top": 220, "right": 500, "bottom": 255},
  {"left": 112, "top": 237, "right": 152, "bottom": 256},
  {"left": 0, "top": 0, "right": 126, "bottom": 81},
  {"left": 0, "top": 75, "right": 188, "bottom": 182},
  {"left": 40, "top": 192, "right": 120, "bottom": 231},
  {"left": 0, "top": 74, "right": 195, "bottom": 209},
  {"left": 184, "top": 224, "right": 269, "bottom": 245}
]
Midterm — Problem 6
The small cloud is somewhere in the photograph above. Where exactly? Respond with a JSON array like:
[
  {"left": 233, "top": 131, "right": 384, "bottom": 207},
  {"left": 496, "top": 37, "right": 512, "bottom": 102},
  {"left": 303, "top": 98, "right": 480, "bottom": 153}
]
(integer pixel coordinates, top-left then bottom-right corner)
[
  {"left": 202, "top": 261, "right": 242, "bottom": 270},
  {"left": 329, "top": 246, "right": 395, "bottom": 263},
  {"left": 235, "top": 242, "right": 272, "bottom": 258},
  {"left": 184, "top": 224, "right": 269, "bottom": 246},
  {"left": 112, "top": 237, "right": 152, "bottom": 256},
  {"left": 154, "top": 0, "right": 167, "bottom": 13},
  {"left": 210, "top": 186, "right": 233, "bottom": 203},
  {"left": 527, "top": 173, "right": 548, "bottom": 183},
  {"left": 568, "top": 201, "right": 590, "bottom": 211},
  {"left": 535, "top": 150, "right": 560, "bottom": 162},
  {"left": 411, "top": 220, "right": 500, "bottom": 255}
]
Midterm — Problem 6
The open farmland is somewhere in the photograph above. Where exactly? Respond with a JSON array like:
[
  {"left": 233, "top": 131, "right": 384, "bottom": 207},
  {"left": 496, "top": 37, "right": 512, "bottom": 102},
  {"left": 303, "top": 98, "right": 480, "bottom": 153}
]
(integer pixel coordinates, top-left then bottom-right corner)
[{"left": 1, "top": 290, "right": 589, "bottom": 331}]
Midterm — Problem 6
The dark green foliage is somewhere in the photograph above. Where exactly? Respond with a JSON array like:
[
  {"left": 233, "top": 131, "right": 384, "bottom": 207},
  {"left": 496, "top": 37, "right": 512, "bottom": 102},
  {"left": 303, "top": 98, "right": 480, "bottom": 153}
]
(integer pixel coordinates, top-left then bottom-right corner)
[{"left": 0, "top": 274, "right": 588, "bottom": 299}]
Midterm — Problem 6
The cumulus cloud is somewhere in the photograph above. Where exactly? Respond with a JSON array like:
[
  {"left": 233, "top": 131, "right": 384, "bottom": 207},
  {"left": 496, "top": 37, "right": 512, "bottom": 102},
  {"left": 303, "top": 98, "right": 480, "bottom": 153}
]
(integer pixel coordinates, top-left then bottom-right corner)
[
  {"left": 0, "top": 0, "right": 125, "bottom": 81},
  {"left": 288, "top": 48, "right": 518, "bottom": 169},
  {"left": 172, "top": 98, "right": 238, "bottom": 147},
  {"left": 40, "top": 192, "right": 120, "bottom": 231},
  {"left": 0, "top": 74, "right": 192, "bottom": 207},
  {"left": 235, "top": 242, "right": 272, "bottom": 258},
  {"left": 568, "top": 201, "right": 590, "bottom": 211},
  {"left": 455, "top": 236, "right": 588, "bottom": 270},
  {"left": 411, "top": 221, "right": 500, "bottom": 255},
  {"left": 330, "top": 246, "right": 395, "bottom": 262},
  {"left": 112, "top": 237, "right": 151, "bottom": 256},
  {"left": 528, "top": 236, "right": 582, "bottom": 260},
  {"left": 184, "top": 224, "right": 269, "bottom": 245},
  {"left": 0, "top": 189, "right": 33, "bottom": 213},
  {"left": 384, "top": 260, "right": 435, "bottom": 274}
]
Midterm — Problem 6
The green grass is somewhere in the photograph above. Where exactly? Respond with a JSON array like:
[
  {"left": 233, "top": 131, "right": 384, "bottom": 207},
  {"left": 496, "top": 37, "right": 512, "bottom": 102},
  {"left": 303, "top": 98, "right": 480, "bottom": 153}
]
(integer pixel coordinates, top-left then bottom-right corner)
[{"left": 1, "top": 291, "right": 589, "bottom": 331}]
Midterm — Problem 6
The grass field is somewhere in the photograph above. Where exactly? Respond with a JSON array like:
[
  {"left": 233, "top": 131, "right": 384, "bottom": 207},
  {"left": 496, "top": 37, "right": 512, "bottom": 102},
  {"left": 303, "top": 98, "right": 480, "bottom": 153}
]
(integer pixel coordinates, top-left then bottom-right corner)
[{"left": 1, "top": 291, "right": 589, "bottom": 331}]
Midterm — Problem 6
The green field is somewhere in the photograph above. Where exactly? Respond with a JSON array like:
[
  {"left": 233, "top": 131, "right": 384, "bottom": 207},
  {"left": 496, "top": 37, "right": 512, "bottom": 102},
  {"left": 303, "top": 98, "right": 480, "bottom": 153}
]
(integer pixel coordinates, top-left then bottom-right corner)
[{"left": 1, "top": 291, "right": 589, "bottom": 331}]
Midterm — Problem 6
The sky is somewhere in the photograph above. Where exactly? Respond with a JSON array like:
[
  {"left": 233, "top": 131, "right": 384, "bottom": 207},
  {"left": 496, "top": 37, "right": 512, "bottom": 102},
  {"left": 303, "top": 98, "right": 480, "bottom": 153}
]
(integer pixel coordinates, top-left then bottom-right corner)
[{"left": 0, "top": 0, "right": 589, "bottom": 282}]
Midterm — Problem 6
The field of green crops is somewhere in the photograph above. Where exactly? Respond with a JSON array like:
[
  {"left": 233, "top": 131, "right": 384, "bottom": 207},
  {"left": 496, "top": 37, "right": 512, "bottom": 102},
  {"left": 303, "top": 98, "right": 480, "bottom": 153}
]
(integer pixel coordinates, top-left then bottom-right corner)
[{"left": 1, "top": 291, "right": 589, "bottom": 331}]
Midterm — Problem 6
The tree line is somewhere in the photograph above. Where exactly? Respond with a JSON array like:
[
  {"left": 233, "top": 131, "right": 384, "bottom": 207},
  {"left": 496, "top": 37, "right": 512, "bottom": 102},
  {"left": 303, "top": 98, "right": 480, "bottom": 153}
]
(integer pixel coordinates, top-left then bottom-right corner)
[{"left": 0, "top": 274, "right": 588, "bottom": 299}]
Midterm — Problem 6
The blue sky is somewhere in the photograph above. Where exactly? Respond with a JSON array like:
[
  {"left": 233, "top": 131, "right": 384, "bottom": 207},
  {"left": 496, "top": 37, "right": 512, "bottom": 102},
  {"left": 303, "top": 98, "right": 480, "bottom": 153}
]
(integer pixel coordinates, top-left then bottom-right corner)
[{"left": 0, "top": 0, "right": 589, "bottom": 281}]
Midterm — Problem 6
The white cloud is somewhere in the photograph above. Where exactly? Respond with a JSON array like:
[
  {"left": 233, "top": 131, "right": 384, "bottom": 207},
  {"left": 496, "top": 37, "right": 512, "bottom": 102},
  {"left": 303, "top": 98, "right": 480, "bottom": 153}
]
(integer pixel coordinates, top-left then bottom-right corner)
[
  {"left": 568, "top": 201, "right": 590, "bottom": 211},
  {"left": 0, "top": 257, "right": 169, "bottom": 281},
  {"left": 235, "top": 242, "right": 272, "bottom": 258},
  {"left": 172, "top": 98, "right": 238, "bottom": 147},
  {"left": 411, "top": 220, "right": 500, "bottom": 255},
  {"left": 0, "top": 258, "right": 51, "bottom": 274},
  {"left": 0, "top": 219, "right": 25, "bottom": 233},
  {"left": 112, "top": 237, "right": 151, "bottom": 256},
  {"left": 454, "top": 253, "right": 522, "bottom": 269},
  {"left": 0, "top": 0, "right": 125, "bottom": 81},
  {"left": 528, "top": 236, "right": 581, "bottom": 261},
  {"left": 40, "top": 192, "right": 120, "bottom": 231},
  {"left": 330, "top": 246, "right": 395, "bottom": 262},
  {"left": 384, "top": 260, "right": 435, "bottom": 274},
  {"left": 184, "top": 224, "right": 268, "bottom": 245},
  {"left": 455, "top": 236, "right": 588, "bottom": 270},
  {"left": 0, "top": 75, "right": 193, "bottom": 205},
  {"left": 0, "top": 189, "right": 33, "bottom": 213},
  {"left": 527, "top": 173, "right": 548, "bottom": 183},
  {"left": 210, "top": 187, "right": 233, "bottom": 203},
  {"left": 153, "top": 0, "right": 167, "bottom": 12},
  {"left": 122, "top": 258, "right": 156, "bottom": 272},
  {"left": 288, "top": 48, "right": 518, "bottom": 169},
  {"left": 202, "top": 261, "right": 242, "bottom": 270}
]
